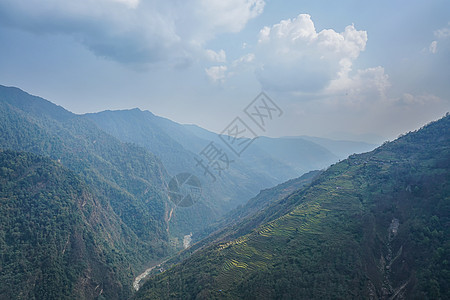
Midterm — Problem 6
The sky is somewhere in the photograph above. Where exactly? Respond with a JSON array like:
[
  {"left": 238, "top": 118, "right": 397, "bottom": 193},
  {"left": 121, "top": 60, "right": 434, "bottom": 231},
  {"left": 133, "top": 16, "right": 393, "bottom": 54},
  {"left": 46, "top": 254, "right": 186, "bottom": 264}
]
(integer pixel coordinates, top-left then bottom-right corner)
[{"left": 0, "top": 0, "right": 449, "bottom": 143}]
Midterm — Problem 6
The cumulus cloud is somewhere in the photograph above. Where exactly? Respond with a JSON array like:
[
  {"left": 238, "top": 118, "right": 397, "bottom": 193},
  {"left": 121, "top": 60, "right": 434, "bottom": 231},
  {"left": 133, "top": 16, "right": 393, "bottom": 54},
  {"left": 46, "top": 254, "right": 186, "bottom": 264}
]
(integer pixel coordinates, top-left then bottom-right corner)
[
  {"left": 0, "top": 0, "right": 264, "bottom": 65},
  {"left": 205, "top": 49, "right": 226, "bottom": 63},
  {"left": 205, "top": 65, "right": 227, "bottom": 83},
  {"left": 254, "top": 14, "right": 368, "bottom": 93},
  {"left": 203, "top": 52, "right": 255, "bottom": 80},
  {"left": 429, "top": 41, "right": 438, "bottom": 54},
  {"left": 194, "top": 0, "right": 264, "bottom": 38},
  {"left": 208, "top": 13, "right": 389, "bottom": 104},
  {"left": 326, "top": 66, "right": 390, "bottom": 102},
  {"left": 427, "top": 23, "right": 450, "bottom": 54}
]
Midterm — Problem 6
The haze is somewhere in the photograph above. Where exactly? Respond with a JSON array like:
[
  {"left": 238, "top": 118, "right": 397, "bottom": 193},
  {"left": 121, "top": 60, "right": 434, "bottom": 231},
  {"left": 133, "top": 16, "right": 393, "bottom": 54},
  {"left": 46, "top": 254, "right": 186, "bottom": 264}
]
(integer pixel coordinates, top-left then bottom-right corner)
[{"left": 0, "top": 0, "right": 449, "bottom": 142}]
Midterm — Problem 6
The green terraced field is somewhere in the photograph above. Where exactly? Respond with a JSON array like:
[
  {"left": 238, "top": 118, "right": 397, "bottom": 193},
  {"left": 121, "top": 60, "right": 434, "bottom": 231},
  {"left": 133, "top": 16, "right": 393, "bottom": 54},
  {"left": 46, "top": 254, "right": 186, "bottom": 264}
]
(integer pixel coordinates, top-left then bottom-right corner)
[{"left": 135, "top": 115, "right": 450, "bottom": 300}]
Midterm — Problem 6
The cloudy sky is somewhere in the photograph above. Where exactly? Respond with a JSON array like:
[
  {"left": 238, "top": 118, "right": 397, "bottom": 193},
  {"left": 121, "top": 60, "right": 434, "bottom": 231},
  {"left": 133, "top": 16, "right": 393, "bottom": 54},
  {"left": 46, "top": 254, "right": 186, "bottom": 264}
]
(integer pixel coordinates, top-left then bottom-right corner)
[{"left": 0, "top": 0, "right": 449, "bottom": 142}]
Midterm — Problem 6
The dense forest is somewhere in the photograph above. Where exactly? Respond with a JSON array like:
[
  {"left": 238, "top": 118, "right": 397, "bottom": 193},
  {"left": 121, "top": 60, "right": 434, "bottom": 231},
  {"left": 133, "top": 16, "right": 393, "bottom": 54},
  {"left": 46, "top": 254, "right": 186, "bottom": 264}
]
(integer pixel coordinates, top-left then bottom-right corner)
[
  {"left": 0, "top": 150, "right": 134, "bottom": 299},
  {"left": 0, "top": 85, "right": 175, "bottom": 297},
  {"left": 135, "top": 115, "right": 450, "bottom": 299}
]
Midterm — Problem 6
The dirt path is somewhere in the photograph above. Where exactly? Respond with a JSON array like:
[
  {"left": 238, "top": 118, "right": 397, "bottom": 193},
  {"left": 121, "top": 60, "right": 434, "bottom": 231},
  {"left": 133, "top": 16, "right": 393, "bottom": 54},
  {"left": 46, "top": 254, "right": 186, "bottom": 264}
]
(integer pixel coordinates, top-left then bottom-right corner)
[{"left": 133, "top": 259, "right": 168, "bottom": 291}]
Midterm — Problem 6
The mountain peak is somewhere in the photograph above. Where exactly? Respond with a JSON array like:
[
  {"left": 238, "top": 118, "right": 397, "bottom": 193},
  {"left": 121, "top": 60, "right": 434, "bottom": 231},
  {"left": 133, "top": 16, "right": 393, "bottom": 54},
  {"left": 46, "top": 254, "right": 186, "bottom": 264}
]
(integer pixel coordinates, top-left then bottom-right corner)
[{"left": 0, "top": 84, "right": 74, "bottom": 121}]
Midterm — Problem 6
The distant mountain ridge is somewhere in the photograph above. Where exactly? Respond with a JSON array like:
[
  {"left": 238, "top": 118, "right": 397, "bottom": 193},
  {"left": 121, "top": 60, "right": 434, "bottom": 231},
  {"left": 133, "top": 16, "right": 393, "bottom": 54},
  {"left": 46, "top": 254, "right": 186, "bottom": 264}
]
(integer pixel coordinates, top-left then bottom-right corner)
[
  {"left": 297, "top": 135, "right": 377, "bottom": 159},
  {"left": 182, "top": 123, "right": 339, "bottom": 176},
  {"left": 84, "top": 108, "right": 285, "bottom": 240},
  {"left": 85, "top": 108, "right": 374, "bottom": 245},
  {"left": 85, "top": 108, "right": 376, "bottom": 216}
]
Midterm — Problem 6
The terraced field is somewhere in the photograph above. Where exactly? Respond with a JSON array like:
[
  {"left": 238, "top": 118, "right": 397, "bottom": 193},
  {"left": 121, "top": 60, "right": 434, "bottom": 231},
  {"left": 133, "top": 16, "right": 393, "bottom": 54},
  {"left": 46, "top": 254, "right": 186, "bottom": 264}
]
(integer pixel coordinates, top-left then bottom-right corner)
[
  {"left": 135, "top": 115, "right": 450, "bottom": 300},
  {"left": 213, "top": 165, "right": 362, "bottom": 289}
]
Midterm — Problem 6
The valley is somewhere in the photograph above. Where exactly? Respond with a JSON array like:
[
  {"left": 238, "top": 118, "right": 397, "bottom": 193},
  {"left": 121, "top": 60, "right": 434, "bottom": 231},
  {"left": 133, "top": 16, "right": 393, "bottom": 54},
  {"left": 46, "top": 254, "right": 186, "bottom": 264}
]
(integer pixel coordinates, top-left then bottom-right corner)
[
  {"left": 1, "top": 2, "right": 448, "bottom": 299},
  {"left": 134, "top": 114, "right": 450, "bottom": 299},
  {"left": 0, "top": 85, "right": 448, "bottom": 299}
]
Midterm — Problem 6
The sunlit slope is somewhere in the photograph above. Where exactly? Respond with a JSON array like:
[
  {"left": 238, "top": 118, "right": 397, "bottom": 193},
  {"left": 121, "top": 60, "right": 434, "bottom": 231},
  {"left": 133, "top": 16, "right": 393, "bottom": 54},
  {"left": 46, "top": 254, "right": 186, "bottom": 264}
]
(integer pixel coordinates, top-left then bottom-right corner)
[{"left": 135, "top": 114, "right": 449, "bottom": 299}]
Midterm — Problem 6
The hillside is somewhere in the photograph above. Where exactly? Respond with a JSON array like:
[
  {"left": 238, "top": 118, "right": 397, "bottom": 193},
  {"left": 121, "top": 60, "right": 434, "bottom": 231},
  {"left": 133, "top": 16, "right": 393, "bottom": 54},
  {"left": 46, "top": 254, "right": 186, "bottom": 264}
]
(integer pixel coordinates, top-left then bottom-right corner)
[
  {"left": 0, "top": 150, "right": 134, "bottom": 299},
  {"left": 138, "top": 170, "right": 322, "bottom": 281},
  {"left": 135, "top": 115, "right": 450, "bottom": 299},
  {"left": 0, "top": 86, "right": 174, "bottom": 286},
  {"left": 195, "top": 170, "right": 322, "bottom": 244},
  {"left": 85, "top": 109, "right": 328, "bottom": 244},
  {"left": 85, "top": 109, "right": 294, "bottom": 213},
  {"left": 85, "top": 108, "right": 373, "bottom": 232}
]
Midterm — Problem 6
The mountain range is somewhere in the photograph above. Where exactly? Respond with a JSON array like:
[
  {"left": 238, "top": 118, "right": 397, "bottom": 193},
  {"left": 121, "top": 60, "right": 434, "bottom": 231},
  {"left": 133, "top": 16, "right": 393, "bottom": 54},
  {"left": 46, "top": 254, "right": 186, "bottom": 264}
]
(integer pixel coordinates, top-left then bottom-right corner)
[
  {"left": 83, "top": 96, "right": 375, "bottom": 243},
  {"left": 1, "top": 84, "right": 447, "bottom": 299}
]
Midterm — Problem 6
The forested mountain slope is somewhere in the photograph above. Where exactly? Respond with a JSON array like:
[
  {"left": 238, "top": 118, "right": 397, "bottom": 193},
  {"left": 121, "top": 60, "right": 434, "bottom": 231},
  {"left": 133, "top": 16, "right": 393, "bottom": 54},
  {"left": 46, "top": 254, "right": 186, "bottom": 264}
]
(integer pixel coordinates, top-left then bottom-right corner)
[
  {"left": 195, "top": 170, "right": 322, "bottom": 245},
  {"left": 0, "top": 150, "right": 134, "bottom": 299},
  {"left": 85, "top": 109, "right": 293, "bottom": 214},
  {"left": 85, "top": 108, "right": 375, "bottom": 239},
  {"left": 0, "top": 85, "right": 174, "bottom": 291},
  {"left": 143, "top": 170, "right": 322, "bottom": 278},
  {"left": 135, "top": 114, "right": 450, "bottom": 299}
]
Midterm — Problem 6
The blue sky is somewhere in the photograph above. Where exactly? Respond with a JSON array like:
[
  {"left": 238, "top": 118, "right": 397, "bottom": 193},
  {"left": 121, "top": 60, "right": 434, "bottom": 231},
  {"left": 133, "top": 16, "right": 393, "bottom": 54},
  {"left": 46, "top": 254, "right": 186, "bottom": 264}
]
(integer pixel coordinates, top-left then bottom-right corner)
[{"left": 0, "top": 0, "right": 449, "bottom": 142}]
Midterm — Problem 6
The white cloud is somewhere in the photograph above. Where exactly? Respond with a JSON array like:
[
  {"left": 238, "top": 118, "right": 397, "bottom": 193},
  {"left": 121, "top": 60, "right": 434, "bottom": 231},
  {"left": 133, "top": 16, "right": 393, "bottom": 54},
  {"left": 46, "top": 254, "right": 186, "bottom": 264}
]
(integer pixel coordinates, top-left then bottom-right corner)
[
  {"left": 205, "top": 65, "right": 228, "bottom": 83},
  {"left": 210, "top": 13, "right": 387, "bottom": 103},
  {"left": 427, "top": 23, "right": 450, "bottom": 54},
  {"left": 254, "top": 14, "right": 368, "bottom": 93},
  {"left": 232, "top": 53, "right": 255, "bottom": 66},
  {"left": 203, "top": 53, "right": 254, "bottom": 81},
  {"left": 195, "top": 0, "right": 264, "bottom": 36},
  {"left": 327, "top": 66, "right": 390, "bottom": 102},
  {"left": 0, "top": 0, "right": 264, "bottom": 65},
  {"left": 434, "top": 23, "right": 450, "bottom": 39},
  {"left": 205, "top": 49, "right": 227, "bottom": 63},
  {"left": 429, "top": 40, "right": 438, "bottom": 54},
  {"left": 111, "top": 0, "right": 140, "bottom": 9}
]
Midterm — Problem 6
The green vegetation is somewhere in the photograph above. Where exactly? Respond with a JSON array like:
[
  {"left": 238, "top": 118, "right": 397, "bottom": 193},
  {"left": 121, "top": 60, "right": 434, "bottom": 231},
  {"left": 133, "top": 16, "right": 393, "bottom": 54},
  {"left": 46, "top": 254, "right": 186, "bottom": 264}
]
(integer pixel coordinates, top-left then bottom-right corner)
[
  {"left": 1, "top": 85, "right": 448, "bottom": 299},
  {"left": 84, "top": 109, "right": 291, "bottom": 239},
  {"left": 85, "top": 109, "right": 363, "bottom": 242},
  {"left": 135, "top": 115, "right": 449, "bottom": 299},
  {"left": 85, "top": 108, "right": 278, "bottom": 213},
  {"left": 0, "top": 150, "right": 134, "bottom": 299},
  {"left": 0, "top": 85, "right": 175, "bottom": 296},
  {"left": 147, "top": 170, "right": 322, "bottom": 276}
]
